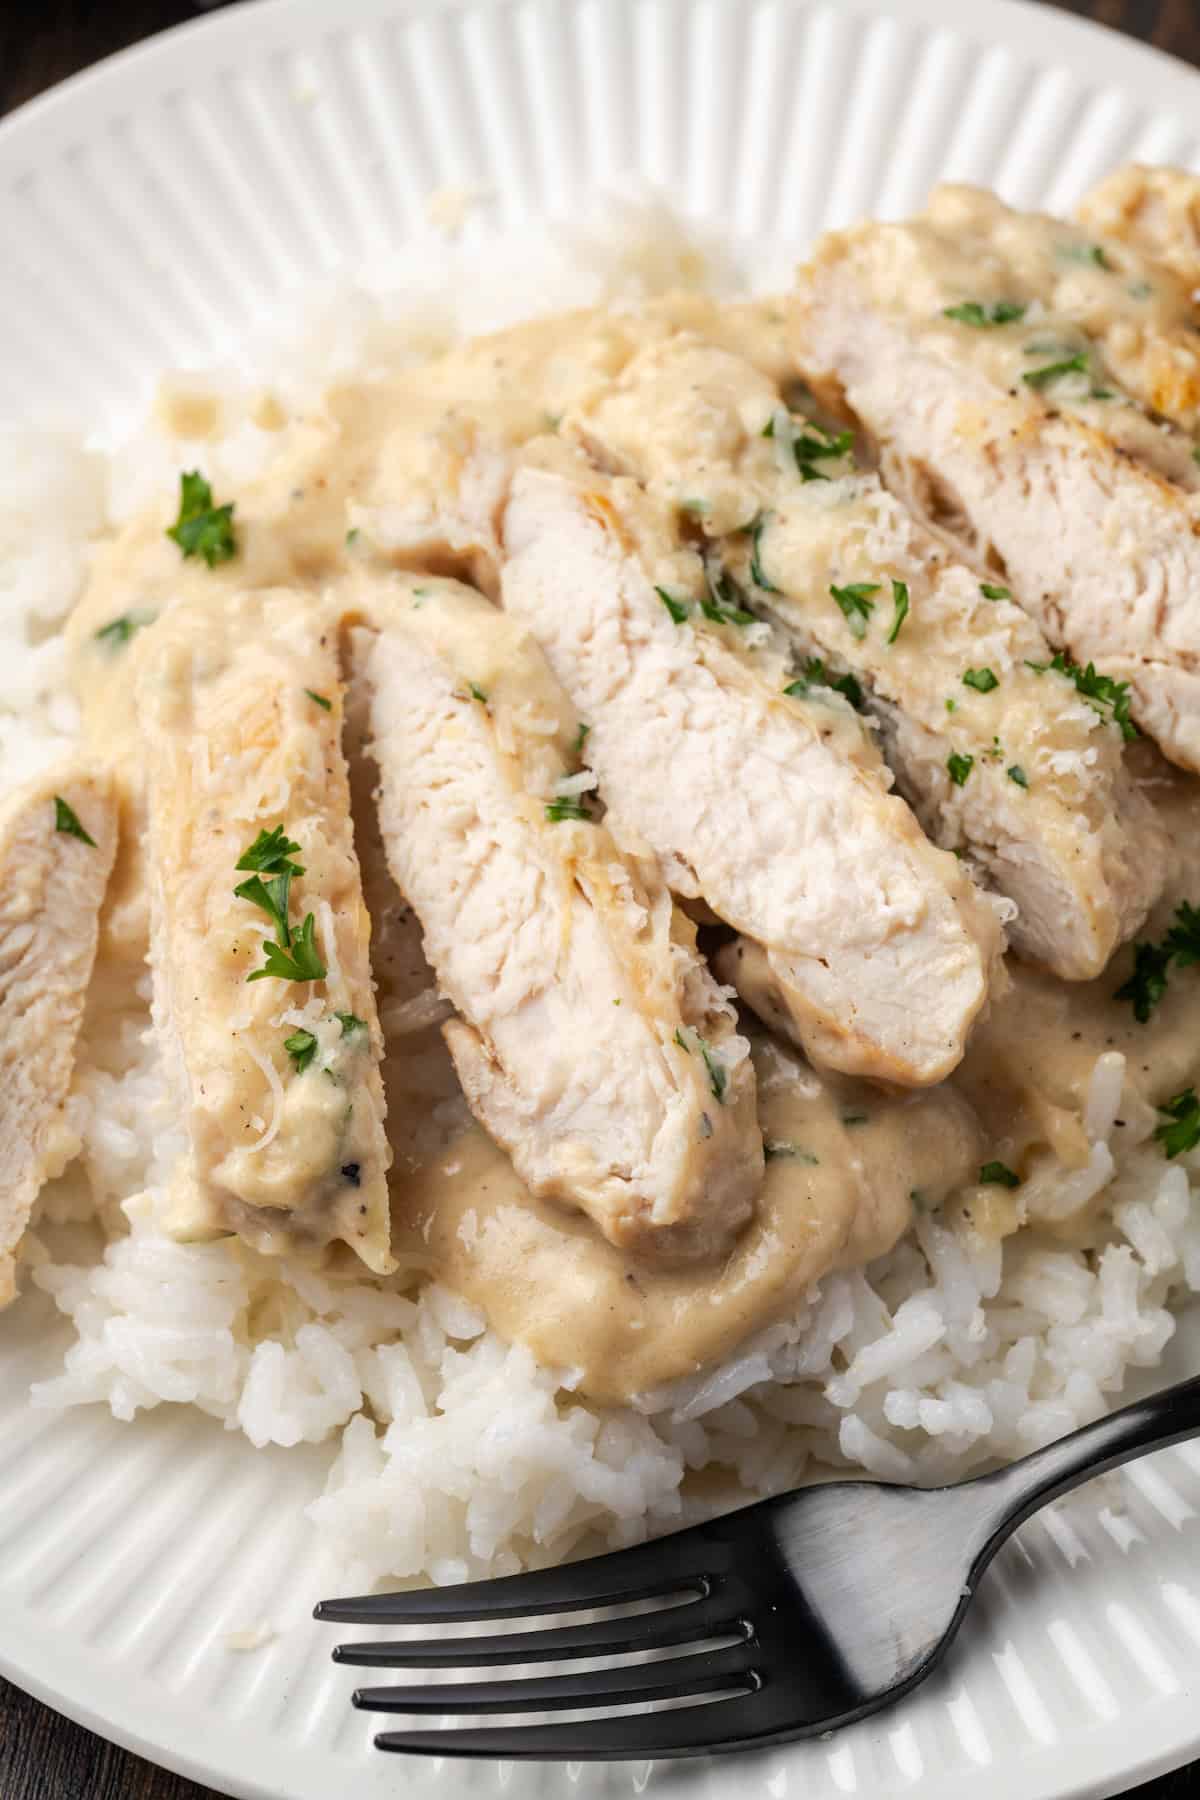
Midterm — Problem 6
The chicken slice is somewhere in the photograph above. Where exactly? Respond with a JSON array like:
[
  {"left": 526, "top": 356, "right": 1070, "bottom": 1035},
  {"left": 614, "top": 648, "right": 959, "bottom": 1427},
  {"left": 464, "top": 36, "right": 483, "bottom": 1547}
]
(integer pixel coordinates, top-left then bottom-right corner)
[
  {"left": 137, "top": 591, "right": 393, "bottom": 1273},
  {"left": 1076, "top": 163, "right": 1200, "bottom": 289},
  {"left": 569, "top": 334, "right": 1166, "bottom": 978},
  {"left": 911, "top": 184, "right": 1200, "bottom": 442},
  {"left": 354, "top": 573, "right": 762, "bottom": 1262},
  {"left": 500, "top": 454, "right": 1004, "bottom": 1085},
  {"left": 0, "top": 766, "right": 116, "bottom": 1306},
  {"left": 794, "top": 217, "right": 1200, "bottom": 771}
]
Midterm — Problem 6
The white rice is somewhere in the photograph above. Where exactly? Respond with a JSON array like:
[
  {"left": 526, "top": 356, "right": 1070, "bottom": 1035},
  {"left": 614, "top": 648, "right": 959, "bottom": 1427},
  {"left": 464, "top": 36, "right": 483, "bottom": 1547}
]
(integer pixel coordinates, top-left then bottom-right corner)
[{"left": 6, "top": 200, "right": 1200, "bottom": 1596}]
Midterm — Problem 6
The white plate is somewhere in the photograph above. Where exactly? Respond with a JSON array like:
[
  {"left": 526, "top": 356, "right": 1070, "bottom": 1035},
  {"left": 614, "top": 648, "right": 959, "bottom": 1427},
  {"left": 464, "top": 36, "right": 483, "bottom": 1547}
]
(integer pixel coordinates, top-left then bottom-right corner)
[{"left": 3, "top": 2, "right": 1200, "bottom": 1796}]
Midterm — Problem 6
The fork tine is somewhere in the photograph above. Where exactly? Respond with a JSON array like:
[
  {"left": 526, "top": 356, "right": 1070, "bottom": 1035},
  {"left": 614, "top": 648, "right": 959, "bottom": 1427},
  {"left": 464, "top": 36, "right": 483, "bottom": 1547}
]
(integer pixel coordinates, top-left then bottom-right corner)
[
  {"left": 354, "top": 1642, "right": 758, "bottom": 1714},
  {"left": 316, "top": 1531, "right": 712, "bottom": 1625},
  {"left": 334, "top": 1600, "right": 746, "bottom": 1668},
  {"left": 374, "top": 1689, "right": 759, "bottom": 1760}
]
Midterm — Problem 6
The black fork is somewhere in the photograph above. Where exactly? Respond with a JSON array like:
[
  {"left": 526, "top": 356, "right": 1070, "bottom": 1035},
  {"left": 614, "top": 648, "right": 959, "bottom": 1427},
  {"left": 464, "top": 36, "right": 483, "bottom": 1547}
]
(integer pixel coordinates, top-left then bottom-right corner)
[{"left": 316, "top": 1372, "right": 1200, "bottom": 1760}]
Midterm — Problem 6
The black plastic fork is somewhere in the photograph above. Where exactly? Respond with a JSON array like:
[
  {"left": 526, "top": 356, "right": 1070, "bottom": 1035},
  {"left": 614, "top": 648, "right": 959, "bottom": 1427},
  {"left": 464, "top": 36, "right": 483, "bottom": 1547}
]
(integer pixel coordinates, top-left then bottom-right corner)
[{"left": 316, "top": 1373, "right": 1200, "bottom": 1760}]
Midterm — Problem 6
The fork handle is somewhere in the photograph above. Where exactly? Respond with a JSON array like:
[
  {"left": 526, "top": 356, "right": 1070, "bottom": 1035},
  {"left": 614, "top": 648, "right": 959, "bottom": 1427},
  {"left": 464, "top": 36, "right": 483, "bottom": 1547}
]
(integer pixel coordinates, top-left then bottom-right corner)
[{"left": 982, "top": 1372, "right": 1200, "bottom": 1536}]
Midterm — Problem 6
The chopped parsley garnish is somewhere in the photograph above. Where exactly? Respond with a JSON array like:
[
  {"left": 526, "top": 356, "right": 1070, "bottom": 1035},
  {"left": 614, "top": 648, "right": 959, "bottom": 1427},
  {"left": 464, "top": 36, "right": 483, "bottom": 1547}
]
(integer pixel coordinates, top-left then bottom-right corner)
[
  {"left": 1164, "top": 901, "right": 1200, "bottom": 967},
  {"left": 305, "top": 689, "right": 332, "bottom": 711},
  {"left": 979, "top": 582, "right": 1011, "bottom": 600},
  {"left": 234, "top": 826, "right": 319, "bottom": 978},
  {"left": 1193, "top": 444, "right": 1200, "bottom": 467},
  {"left": 1115, "top": 900, "right": 1200, "bottom": 1022},
  {"left": 53, "top": 796, "right": 96, "bottom": 846},
  {"left": 95, "top": 610, "right": 156, "bottom": 650},
  {"left": 784, "top": 658, "right": 864, "bottom": 710},
  {"left": 764, "top": 416, "right": 854, "bottom": 482},
  {"left": 655, "top": 585, "right": 689, "bottom": 625},
  {"left": 1025, "top": 652, "right": 1136, "bottom": 739},
  {"left": 830, "top": 581, "right": 879, "bottom": 639},
  {"left": 466, "top": 682, "right": 488, "bottom": 704},
  {"left": 1154, "top": 1088, "right": 1200, "bottom": 1159},
  {"left": 763, "top": 1142, "right": 819, "bottom": 1164},
  {"left": 1023, "top": 352, "right": 1089, "bottom": 390},
  {"left": 947, "top": 752, "right": 974, "bottom": 787},
  {"left": 247, "top": 912, "right": 326, "bottom": 984},
  {"left": 284, "top": 1028, "right": 318, "bottom": 1074},
  {"left": 336, "top": 1011, "right": 366, "bottom": 1037},
  {"left": 166, "top": 470, "right": 237, "bottom": 567},
  {"left": 979, "top": 1161, "right": 1020, "bottom": 1188},
  {"left": 748, "top": 513, "right": 778, "bottom": 592},
  {"left": 234, "top": 872, "right": 295, "bottom": 947},
  {"left": 1058, "top": 241, "right": 1110, "bottom": 269},
  {"left": 545, "top": 797, "right": 593, "bottom": 822},
  {"left": 1007, "top": 764, "right": 1029, "bottom": 788},
  {"left": 886, "top": 578, "right": 909, "bottom": 645},
  {"left": 236, "top": 825, "right": 305, "bottom": 877},
  {"left": 943, "top": 300, "right": 1027, "bottom": 327},
  {"left": 962, "top": 667, "right": 999, "bottom": 693},
  {"left": 701, "top": 565, "right": 756, "bottom": 626},
  {"left": 945, "top": 697, "right": 957, "bottom": 713},
  {"left": 673, "top": 1027, "right": 727, "bottom": 1104},
  {"left": 573, "top": 722, "right": 591, "bottom": 756},
  {"left": 345, "top": 527, "right": 361, "bottom": 546}
]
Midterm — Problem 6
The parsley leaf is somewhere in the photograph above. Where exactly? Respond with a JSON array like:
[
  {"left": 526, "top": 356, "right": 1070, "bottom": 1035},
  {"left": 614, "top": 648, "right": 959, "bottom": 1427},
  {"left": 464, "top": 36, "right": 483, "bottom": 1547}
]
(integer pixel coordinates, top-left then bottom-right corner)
[
  {"left": 336, "top": 1011, "right": 366, "bottom": 1037},
  {"left": 1164, "top": 901, "right": 1200, "bottom": 968},
  {"left": 783, "top": 659, "right": 864, "bottom": 710},
  {"left": 943, "top": 300, "right": 1027, "bottom": 327},
  {"left": 166, "top": 470, "right": 237, "bottom": 568},
  {"left": 1114, "top": 940, "right": 1174, "bottom": 1022},
  {"left": 764, "top": 416, "right": 854, "bottom": 482},
  {"left": 305, "top": 689, "right": 332, "bottom": 711},
  {"left": 545, "top": 797, "right": 593, "bottom": 823},
  {"left": 1026, "top": 651, "right": 1137, "bottom": 739},
  {"left": 979, "top": 1161, "right": 1021, "bottom": 1188},
  {"left": 947, "top": 752, "right": 974, "bottom": 787},
  {"left": 979, "top": 582, "right": 1011, "bottom": 600},
  {"left": 247, "top": 912, "right": 327, "bottom": 984},
  {"left": 466, "top": 682, "right": 488, "bottom": 704},
  {"left": 748, "top": 513, "right": 778, "bottom": 592},
  {"left": 763, "top": 1141, "right": 819, "bottom": 1164},
  {"left": 95, "top": 609, "right": 157, "bottom": 650},
  {"left": 1007, "top": 764, "right": 1029, "bottom": 788},
  {"left": 1023, "top": 352, "right": 1090, "bottom": 390},
  {"left": 234, "top": 872, "right": 295, "bottom": 949},
  {"left": 673, "top": 1027, "right": 728, "bottom": 1104},
  {"left": 1058, "top": 241, "right": 1111, "bottom": 269},
  {"left": 701, "top": 565, "right": 756, "bottom": 626},
  {"left": 830, "top": 581, "right": 879, "bottom": 639},
  {"left": 284, "top": 1028, "right": 318, "bottom": 1074},
  {"left": 235, "top": 826, "right": 305, "bottom": 878},
  {"left": 886, "top": 578, "right": 909, "bottom": 645},
  {"left": 53, "top": 796, "right": 96, "bottom": 846},
  {"left": 963, "top": 667, "right": 999, "bottom": 693},
  {"left": 573, "top": 722, "right": 591, "bottom": 757},
  {"left": 655, "top": 585, "right": 690, "bottom": 625},
  {"left": 1154, "top": 1088, "right": 1200, "bottom": 1159}
]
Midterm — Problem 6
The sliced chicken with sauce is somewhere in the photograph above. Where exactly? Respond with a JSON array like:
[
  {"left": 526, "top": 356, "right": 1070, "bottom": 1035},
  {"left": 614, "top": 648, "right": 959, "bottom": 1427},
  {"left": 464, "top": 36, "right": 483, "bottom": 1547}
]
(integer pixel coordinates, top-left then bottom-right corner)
[
  {"left": 1077, "top": 163, "right": 1200, "bottom": 289},
  {"left": 0, "top": 767, "right": 117, "bottom": 1307},
  {"left": 793, "top": 210, "right": 1200, "bottom": 771},
  {"left": 569, "top": 334, "right": 1167, "bottom": 978},
  {"left": 499, "top": 453, "right": 1005, "bottom": 1085},
  {"left": 353, "top": 573, "right": 762, "bottom": 1262},
  {"left": 137, "top": 591, "right": 394, "bottom": 1273}
]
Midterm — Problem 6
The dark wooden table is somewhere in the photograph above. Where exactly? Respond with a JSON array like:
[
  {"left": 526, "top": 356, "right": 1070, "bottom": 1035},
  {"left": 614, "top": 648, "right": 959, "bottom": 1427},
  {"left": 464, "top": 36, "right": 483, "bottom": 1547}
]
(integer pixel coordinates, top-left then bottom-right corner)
[{"left": 1, "top": 0, "right": 1199, "bottom": 1794}]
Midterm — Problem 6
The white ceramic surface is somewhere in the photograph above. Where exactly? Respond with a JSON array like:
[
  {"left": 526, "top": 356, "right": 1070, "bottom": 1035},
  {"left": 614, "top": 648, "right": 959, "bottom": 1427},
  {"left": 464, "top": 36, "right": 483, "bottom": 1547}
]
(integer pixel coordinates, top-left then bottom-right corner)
[{"left": 2, "top": 2, "right": 1200, "bottom": 1796}]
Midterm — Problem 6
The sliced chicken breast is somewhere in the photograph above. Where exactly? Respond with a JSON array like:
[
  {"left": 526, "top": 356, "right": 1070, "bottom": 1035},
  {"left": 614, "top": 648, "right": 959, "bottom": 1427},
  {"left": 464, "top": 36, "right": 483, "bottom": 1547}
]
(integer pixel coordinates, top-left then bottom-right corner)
[
  {"left": 1077, "top": 163, "right": 1200, "bottom": 288},
  {"left": 794, "top": 219, "right": 1200, "bottom": 771},
  {"left": 137, "top": 591, "right": 394, "bottom": 1273},
  {"left": 570, "top": 334, "right": 1167, "bottom": 978},
  {"left": 500, "top": 454, "right": 1005, "bottom": 1085},
  {"left": 0, "top": 766, "right": 116, "bottom": 1306},
  {"left": 354, "top": 573, "right": 762, "bottom": 1262}
]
